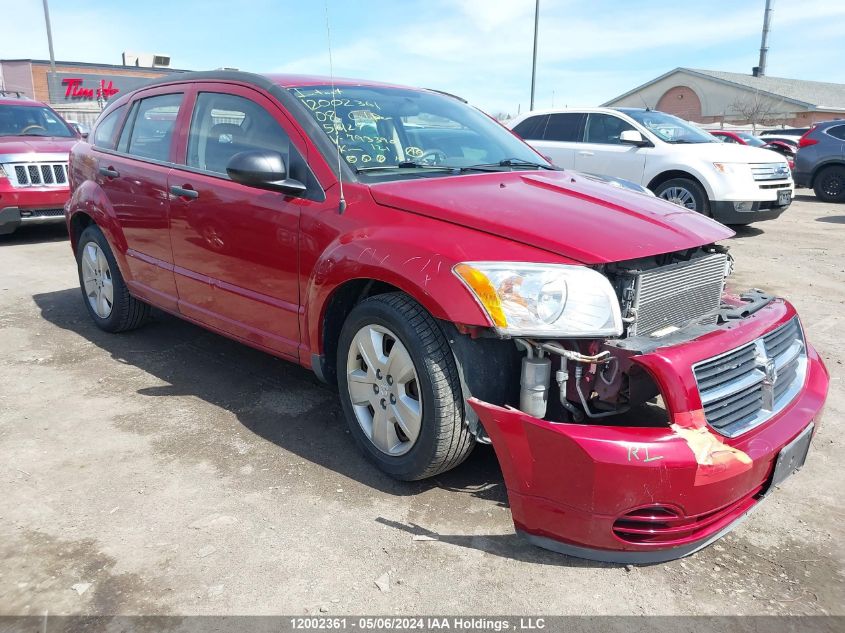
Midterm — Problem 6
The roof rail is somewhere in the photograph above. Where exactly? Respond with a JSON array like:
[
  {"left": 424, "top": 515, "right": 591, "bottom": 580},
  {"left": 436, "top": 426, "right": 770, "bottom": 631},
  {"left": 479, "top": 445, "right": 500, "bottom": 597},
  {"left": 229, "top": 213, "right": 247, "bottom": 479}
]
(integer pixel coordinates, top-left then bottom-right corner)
[{"left": 0, "top": 90, "right": 30, "bottom": 99}]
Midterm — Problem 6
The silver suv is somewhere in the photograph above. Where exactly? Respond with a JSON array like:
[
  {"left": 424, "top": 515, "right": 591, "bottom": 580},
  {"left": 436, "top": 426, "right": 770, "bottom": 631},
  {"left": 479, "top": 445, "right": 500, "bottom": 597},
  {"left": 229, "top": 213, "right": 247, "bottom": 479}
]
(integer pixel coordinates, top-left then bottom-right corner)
[{"left": 794, "top": 121, "right": 845, "bottom": 202}]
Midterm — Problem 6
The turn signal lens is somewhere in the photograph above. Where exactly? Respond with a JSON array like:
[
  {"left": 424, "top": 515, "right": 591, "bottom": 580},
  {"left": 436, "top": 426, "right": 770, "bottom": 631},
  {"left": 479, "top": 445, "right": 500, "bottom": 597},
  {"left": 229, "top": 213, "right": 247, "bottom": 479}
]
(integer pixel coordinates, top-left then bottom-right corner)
[{"left": 454, "top": 263, "right": 507, "bottom": 328}]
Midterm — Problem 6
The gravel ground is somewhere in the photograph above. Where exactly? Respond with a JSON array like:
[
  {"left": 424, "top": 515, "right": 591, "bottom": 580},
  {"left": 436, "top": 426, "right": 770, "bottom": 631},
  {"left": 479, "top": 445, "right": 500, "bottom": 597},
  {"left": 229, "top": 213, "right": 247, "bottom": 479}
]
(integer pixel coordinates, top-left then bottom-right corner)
[{"left": 0, "top": 194, "right": 843, "bottom": 617}]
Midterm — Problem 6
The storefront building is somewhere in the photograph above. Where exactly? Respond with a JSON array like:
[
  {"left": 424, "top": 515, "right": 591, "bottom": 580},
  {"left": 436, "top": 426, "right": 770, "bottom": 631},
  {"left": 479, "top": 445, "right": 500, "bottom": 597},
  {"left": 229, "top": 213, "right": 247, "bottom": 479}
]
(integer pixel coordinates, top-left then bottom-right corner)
[{"left": 0, "top": 59, "right": 188, "bottom": 127}]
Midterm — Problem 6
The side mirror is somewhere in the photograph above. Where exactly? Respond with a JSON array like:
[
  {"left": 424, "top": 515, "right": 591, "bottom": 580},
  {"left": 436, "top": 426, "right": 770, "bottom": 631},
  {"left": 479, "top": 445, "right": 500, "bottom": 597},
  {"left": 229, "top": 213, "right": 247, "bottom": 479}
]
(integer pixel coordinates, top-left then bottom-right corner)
[
  {"left": 620, "top": 130, "right": 650, "bottom": 147},
  {"left": 80, "top": 131, "right": 89, "bottom": 140},
  {"left": 226, "top": 150, "right": 307, "bottom": 196}
]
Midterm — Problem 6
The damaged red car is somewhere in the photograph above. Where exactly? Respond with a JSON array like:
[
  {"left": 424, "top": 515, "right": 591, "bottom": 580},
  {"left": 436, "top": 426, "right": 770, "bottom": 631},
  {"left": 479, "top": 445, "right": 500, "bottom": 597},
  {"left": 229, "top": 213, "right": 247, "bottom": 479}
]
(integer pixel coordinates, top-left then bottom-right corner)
[{"left": 65, "top": 72, "right": 828, "bottom": 563}]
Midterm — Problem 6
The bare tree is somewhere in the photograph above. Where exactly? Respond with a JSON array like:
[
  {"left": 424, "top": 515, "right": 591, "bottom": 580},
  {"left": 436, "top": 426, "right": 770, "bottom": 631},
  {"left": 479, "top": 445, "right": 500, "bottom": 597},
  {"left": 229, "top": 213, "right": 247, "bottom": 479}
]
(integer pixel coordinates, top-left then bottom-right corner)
[{"left": 729, "top": 91, "right": 786, "bottom": 133}]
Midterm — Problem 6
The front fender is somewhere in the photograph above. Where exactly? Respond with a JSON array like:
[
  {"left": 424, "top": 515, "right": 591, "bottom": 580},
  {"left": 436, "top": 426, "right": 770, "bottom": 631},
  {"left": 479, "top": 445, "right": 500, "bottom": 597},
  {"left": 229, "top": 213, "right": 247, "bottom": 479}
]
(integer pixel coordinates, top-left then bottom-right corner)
[
  {"left": 66, "top": 179, "right": 132, "bottom": 281},
  {"left": 304, "top": 231, "right": 494, "bottom": 356}
]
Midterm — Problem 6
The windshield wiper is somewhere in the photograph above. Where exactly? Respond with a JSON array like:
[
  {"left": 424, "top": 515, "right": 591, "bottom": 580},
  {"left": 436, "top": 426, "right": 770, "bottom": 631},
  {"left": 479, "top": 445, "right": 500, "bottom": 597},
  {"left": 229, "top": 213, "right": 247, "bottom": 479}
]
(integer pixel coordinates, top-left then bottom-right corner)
[
  {"left": 459, "top": 158, "right": 556, "bottom": 172},
  {"left": 355, "top": 161, "right": 457, "bottom": 173},
  {"left": 667, "top": 139, "right": 707, "bottom": 144}
]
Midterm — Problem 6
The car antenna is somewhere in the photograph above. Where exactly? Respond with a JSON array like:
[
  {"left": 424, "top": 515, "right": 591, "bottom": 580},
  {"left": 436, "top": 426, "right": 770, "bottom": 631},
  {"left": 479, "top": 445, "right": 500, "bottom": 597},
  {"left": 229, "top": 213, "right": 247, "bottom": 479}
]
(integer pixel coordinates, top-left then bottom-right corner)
[
  {"left": 638, "top": 94, "right": 651, "bottom": 112},
  {"left": 325, "top": 0, "right": 347, "bottom": 214}
]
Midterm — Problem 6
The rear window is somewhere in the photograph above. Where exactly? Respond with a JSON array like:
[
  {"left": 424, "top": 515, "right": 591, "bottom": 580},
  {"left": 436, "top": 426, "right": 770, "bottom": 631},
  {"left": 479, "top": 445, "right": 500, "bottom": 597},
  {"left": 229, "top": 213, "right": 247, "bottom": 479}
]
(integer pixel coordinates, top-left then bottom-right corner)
[
  {"left": 120, "top": 93, "right": 183, "bottom": 162},
  {"left": 543, "top": 113, "right": 586, "bottom": 142},
  {"left": 91, "top": 105, "right": 125, "bottom": 150},
  {"left": 826, "top": 124, "right": 845, "bottom": 140}
]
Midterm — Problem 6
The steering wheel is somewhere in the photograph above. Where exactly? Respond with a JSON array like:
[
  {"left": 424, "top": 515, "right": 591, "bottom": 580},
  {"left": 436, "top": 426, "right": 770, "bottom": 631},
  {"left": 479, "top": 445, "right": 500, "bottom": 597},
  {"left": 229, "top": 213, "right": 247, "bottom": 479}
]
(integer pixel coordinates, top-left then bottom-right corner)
[
  {"left": 20, "top": 125, "right": 47, "bottom": 135},
  {"left": 418, "top": 149, "right": 448, "bottom": 165}
]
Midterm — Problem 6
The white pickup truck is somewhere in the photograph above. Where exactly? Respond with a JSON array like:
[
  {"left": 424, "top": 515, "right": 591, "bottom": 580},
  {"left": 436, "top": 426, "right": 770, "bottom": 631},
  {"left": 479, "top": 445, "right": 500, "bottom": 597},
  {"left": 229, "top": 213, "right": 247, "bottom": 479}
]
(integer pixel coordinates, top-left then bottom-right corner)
[{"left": 508, "top": 107, "right": 794, "bottom": 224}]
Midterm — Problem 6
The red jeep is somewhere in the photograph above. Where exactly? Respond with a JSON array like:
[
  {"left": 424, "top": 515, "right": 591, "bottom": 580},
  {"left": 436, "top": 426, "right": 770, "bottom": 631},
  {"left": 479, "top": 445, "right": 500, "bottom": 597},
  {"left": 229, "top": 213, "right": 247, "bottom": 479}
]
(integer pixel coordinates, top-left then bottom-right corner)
[
  {"left": 0, "top": 92, "right": 78, "bottom": 235},
  {"left": 65, "top": 71, "right": 828, "bottom": 563}
]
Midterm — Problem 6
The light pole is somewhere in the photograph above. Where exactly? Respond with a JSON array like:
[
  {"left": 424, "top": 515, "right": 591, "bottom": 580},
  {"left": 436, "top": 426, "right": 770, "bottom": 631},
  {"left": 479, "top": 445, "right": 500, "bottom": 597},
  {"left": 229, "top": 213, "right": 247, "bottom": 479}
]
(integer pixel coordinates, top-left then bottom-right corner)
[
  {"left": 529, "top": 0, "right": 539, "bottom": 111},
  {"left": 42, "top": 0, "right": 57, "bottom": 76}
]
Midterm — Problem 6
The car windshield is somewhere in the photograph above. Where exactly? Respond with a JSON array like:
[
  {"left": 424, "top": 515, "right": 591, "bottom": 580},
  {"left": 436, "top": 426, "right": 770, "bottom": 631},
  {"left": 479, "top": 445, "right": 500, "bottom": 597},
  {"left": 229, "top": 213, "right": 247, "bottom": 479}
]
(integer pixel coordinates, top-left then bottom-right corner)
[
  {"left": 0, "top": 104, "right": 75, "bottom": 138},
  {"left": 624, "top": 110, "right": 715, "bottom": 144},
  {"left": 288, "top": 85, "right": 550, "bottom": 179},
  {"left": 736, "top": 132, "right": 766, "bottom": 147}
]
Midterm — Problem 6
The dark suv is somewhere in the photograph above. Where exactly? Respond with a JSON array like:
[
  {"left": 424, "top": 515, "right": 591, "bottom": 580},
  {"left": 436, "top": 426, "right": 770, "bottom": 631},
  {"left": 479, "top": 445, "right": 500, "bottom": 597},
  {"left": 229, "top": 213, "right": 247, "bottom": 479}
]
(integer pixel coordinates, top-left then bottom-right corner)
[{"left": 794, "top": 121, "right": 845, "bottom": 202}]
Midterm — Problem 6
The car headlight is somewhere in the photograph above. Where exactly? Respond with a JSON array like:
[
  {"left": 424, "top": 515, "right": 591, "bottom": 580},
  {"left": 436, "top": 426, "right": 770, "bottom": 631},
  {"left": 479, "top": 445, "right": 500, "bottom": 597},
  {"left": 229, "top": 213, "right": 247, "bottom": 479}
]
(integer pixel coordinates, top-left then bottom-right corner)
[
  {"left": 713, "top": 162, "right": 741, "bottom": 174},
  {"left": 453, "top": 262, "right": 623, "bottom": 337}
]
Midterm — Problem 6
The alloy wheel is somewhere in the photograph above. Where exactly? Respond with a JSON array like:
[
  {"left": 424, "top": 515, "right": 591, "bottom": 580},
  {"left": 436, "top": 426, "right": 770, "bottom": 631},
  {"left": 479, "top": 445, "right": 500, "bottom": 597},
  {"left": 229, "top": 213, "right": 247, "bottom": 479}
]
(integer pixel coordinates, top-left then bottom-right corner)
[
  {"left": 820, "top": 173, "right": 843, "bottom": 198},
  {"left": 345, "top": 324, "right": 422, "bottom": 456},
  {"left": 81, "top": 242, "right": 114, "bottom": 318},
  {"left": 659, "top": 186, "right": 697, "bottom": 210}
]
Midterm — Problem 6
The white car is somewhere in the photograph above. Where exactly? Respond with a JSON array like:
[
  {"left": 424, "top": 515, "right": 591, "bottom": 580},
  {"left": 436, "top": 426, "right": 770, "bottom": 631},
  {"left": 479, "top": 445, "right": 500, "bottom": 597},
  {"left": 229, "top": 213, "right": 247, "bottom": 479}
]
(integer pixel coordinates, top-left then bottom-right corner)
[{"left": 508, "top": 107, "right": 794, "bottom": 224}]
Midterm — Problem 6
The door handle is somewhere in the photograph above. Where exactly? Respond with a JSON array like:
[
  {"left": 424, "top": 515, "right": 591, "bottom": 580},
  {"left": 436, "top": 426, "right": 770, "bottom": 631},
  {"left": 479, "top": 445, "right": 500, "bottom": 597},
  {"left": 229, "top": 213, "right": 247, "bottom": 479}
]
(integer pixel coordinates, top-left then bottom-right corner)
[
  {"left": 577, "top": 151, "right": 595, "bottom": 156},
  {"left": 170, "top": 185, "right": 199, "bottom": 200},
  {"left": 99, "top": 166, "right": 119, "bottom": 178}
]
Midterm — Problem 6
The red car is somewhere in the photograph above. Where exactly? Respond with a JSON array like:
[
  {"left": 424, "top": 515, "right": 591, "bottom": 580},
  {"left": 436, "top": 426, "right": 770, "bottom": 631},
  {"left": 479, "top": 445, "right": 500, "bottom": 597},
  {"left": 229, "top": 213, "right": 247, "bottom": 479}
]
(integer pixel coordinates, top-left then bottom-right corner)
[
  {"left": 65, "top": 71, "right": 828, "bottom": 563},
  {"left": 0, "top": 92, "right": 78, "bottom": 235},
  {"left": 711, "top": 130, "right": 796, "bottom": 170},
  {"left": 709, "top": 130, "right": 767, "bottom": 147}
]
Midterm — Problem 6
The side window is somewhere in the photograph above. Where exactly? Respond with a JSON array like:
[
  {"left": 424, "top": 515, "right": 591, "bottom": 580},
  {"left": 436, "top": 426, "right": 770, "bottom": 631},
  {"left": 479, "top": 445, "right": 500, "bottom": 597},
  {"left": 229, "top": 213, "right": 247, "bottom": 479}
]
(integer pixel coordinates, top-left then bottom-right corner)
[
  {"left": 116, "top": 102, "right": 138, "bottom": 153},
  {"left": 91, "top": 105, "right": 125, "bottom": 150},
  {"left": 584, "top": 114, "right": 635, "bottom": 144},
  {"left": 124, "top": 93, "right": 183, "bottom": 162},
  {"left": 511, "top": 115, "right": 548, "bottom": 140},
  {"left": 187, "top": 92, "right": 292, "bottom": 175},
  {"left": 543, "top": 113, "right": 586, "bottom": 142},
  {"left": 827, "top": 125, "right": 845, "bottom": 140}
]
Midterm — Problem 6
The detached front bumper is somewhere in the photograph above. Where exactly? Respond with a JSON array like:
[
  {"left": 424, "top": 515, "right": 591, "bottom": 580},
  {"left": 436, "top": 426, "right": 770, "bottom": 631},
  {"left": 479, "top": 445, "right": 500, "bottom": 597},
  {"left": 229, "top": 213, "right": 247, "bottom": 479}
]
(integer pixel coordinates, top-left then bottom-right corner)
[{"left": 470, "top": 300, "right": 829, "bottom": 563}]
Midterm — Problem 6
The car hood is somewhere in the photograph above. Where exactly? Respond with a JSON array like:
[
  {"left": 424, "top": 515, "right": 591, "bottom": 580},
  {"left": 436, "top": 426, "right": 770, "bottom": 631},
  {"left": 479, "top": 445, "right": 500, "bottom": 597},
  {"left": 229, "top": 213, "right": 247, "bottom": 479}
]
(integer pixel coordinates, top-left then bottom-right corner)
[
  {"left": 667, "top": 141, "right": 789, "bottom": 164},
  {"left": 0, "top": 136, "right": 77, "bottom": 157},
  {"left": 369, "top": 170, "right": 734, "bottom": 264}
]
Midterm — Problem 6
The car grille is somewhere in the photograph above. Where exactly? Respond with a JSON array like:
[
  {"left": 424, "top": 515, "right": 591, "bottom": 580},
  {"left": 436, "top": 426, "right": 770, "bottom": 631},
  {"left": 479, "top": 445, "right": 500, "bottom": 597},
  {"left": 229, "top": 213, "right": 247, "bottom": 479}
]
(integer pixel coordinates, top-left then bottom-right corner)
[
  {"left": 3, "top": 162, "right": 68, "bottom": 187},
  {"left": 624, "top": 253, "right": 728, "bottom": 337},
  {"left": 693, "top": 317, "right": 806, "bottom": 437},
  {"left": 750, "top": 162, "right": 791, "bottom": 182},
  {"left": 21, "top": 208, "right": 65, "bottom": 218}
]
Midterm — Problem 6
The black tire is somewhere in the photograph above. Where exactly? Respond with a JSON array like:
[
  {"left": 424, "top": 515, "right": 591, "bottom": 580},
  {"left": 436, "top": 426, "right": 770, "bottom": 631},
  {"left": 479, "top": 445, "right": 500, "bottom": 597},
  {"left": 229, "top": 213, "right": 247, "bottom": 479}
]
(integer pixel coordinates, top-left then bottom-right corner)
[
  {"left": 76, "top": 225, "right": 150, "bottom": 332},
  {"left": 337, "top": 292, "right": 474, "bottom": 481},
  {"left": 813, "top": 165, "right": 845, "bottom": 203},
  {"left": 653, "top": 178, "right": 711, "bottom": 216}
]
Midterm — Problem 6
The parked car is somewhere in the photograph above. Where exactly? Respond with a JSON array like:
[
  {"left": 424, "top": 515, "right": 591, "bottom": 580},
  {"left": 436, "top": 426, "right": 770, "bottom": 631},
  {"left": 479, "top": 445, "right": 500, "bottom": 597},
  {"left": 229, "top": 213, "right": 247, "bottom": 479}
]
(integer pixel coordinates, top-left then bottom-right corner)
[
  {"left": 761, "top": 139, "right": 798, "bottom": 172},
  {"left": 793, "top": 121, "right": 845, "bottom": 202},
  {"left": 65, "top": 120, "right": 90, "bottom": 138},
  {"left": 508, "top": 108, "right": 794, "bottom": 224},
  {"left": 0, "top": 92, "right": 79, "bottom": 235},
  {"left": 66, "top": 71, "right": 828, "bottom": 563},
  {"left": 760, "top": 128, "right": 810, "bottom": 144},
  {"left": 710, "top": 130, "right": 767, "bottom": 146}
]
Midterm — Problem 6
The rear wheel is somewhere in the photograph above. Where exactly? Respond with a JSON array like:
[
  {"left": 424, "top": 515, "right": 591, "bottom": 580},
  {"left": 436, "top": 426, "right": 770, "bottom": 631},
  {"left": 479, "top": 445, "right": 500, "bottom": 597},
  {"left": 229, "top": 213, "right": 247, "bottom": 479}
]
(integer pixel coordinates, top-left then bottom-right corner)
[
  {"left": 337, "top": 293, "right": 473, "bottom": 480},
  {"left": 76, "top": 225, "right": 149, "bottom": 332},
  {"left": 654, "top": 178, "right": 710, "bottom": 216},
  {"left": 814, "top": 165, "right": 845, "bottom": 202}
]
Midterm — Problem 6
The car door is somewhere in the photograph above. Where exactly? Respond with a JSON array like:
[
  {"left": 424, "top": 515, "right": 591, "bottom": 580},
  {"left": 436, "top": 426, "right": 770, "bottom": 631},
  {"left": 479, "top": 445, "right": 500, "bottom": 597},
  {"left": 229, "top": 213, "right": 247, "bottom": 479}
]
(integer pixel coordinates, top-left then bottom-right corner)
[
  {"left": 573, "top": 113, "right": 647, "bottom": 184},
  {"left": 530, "top": 113, "right": 585, "bottom": 169},
  {"left": 168, "top": 84, "right": 320, "bottom": 360},
  {"left": 95, "top": 88, "right": 184, "bottom": 311}
]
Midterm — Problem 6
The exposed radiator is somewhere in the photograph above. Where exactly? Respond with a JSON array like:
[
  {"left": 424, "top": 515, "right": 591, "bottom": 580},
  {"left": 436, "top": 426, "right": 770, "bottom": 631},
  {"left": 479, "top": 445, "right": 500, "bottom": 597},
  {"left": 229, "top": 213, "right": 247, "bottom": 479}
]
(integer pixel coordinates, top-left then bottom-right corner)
[{"left": 621, "top": 253, "right": 728, "bottom": 337}]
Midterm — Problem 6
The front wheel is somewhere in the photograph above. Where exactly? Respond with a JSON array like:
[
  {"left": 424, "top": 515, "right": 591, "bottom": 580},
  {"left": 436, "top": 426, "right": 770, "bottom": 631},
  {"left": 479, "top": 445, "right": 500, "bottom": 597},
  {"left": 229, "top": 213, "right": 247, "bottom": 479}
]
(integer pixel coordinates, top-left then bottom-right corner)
[
  {"left": 653, "top": 178, "right": 710, "bottom": 216},
  {"left": 76, "top": 225, "right": 150, "bottom": 332},
  {"left": 337, "top": 293, "right": 474, "bottom": 480},
  {"left": 814, "top": 165, "right": 845, "bottom": 202}
]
